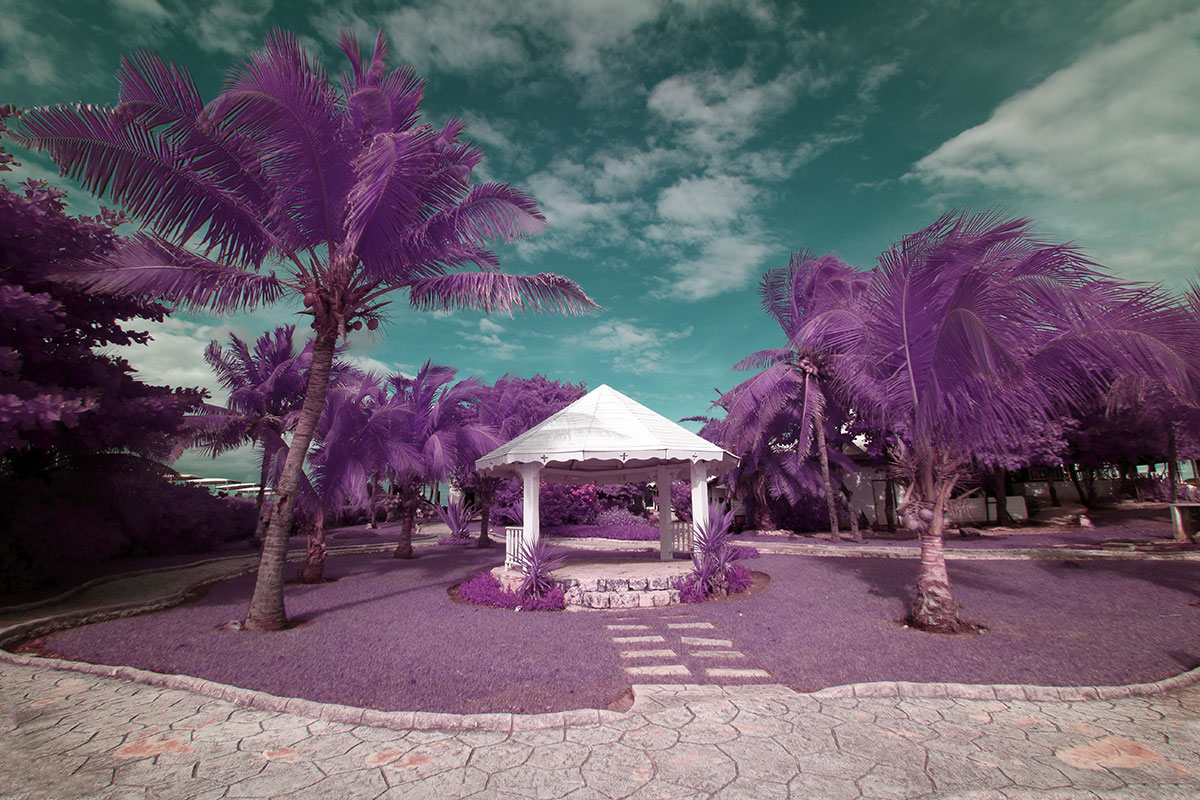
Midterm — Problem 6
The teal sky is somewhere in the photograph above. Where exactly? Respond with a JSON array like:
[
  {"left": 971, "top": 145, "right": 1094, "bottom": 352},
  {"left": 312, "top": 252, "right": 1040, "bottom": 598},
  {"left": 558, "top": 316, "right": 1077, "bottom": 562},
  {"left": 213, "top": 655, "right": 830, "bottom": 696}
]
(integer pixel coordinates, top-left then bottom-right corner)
[{"left": 3, "top": 0, "right": 1198, "bottom": 481}]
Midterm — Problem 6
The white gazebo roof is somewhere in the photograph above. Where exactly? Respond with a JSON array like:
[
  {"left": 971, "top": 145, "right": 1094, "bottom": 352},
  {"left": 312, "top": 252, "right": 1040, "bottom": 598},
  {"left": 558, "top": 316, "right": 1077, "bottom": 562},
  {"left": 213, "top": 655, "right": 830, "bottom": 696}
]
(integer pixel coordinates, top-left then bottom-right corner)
[{"left": 475, "top": 384, "right": 738, "bottom": 484}]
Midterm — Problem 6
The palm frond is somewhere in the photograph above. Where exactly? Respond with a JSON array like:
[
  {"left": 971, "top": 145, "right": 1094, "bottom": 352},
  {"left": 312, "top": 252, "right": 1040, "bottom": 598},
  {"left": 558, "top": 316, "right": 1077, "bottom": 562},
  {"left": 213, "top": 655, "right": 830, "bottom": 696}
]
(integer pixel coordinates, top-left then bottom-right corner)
[
  {"left": 55, "top": 233, "right": 283, "bottom": 313},
  {"left": 407, "top": 272, "right": 599, "bottom": 315},
  {"left": 18, "top": 104, "right": 274, "bottom": 266}
]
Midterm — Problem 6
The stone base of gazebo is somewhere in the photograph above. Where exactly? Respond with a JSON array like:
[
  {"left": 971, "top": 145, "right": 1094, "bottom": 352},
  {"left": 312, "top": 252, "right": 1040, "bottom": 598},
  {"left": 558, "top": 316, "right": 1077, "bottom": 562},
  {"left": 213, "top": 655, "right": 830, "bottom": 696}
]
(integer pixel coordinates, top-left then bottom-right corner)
[{"left": 492, "top": 553, "right": 693, "bottom": 609}]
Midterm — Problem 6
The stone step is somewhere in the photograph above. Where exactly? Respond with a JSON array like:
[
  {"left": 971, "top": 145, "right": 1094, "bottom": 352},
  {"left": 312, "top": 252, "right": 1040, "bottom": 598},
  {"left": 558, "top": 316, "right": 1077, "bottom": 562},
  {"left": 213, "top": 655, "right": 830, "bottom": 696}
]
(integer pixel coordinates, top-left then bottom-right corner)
[{"left": 565, "top": 588, "right": 680, "bottom": 609}]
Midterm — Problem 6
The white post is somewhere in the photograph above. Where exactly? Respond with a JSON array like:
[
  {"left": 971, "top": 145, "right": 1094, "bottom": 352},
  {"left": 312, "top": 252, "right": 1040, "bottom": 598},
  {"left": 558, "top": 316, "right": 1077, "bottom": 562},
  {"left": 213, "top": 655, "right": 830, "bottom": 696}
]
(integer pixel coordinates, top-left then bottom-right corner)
[
  {"left": 690, "top": 461, "right": 709, "bottom": 555},
  {"left": 519, "top": 462, "right": 541, "bottom": 556},
  {"left": 657, "top": 466, "right": 672, "bottom": 561}
]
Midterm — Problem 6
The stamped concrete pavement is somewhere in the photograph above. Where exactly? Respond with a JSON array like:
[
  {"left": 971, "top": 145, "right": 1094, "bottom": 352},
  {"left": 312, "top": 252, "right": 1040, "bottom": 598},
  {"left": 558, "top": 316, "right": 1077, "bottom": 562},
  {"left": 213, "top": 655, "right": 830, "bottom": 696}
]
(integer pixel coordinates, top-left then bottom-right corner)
[{"left": 4, "top": 659, "right": 1200, "bottom": 800}]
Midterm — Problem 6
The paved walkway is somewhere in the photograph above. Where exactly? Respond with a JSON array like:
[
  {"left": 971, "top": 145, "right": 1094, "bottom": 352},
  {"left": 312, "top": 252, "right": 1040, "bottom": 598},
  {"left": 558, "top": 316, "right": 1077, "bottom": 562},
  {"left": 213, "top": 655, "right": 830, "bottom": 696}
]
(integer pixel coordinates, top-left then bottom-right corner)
[
  {"left": 5, "top": 660, "right": 1200, "bottom": 799},
  {"left": 4, "top": 541, "right": 1200, "bottom": 799}
]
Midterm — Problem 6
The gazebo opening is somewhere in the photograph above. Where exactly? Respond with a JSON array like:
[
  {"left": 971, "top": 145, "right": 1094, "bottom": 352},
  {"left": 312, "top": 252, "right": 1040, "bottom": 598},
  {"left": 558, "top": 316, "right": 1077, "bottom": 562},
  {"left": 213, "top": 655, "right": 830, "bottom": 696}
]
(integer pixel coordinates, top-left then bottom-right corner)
[{"left": 474, "top": 384, "right": 739, "bottom": 568}]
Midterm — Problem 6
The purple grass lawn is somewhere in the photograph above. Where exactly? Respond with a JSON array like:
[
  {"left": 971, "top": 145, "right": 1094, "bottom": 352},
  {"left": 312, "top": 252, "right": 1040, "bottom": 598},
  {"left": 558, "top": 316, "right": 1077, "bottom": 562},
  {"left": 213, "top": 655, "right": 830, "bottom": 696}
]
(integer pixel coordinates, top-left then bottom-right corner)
[
  {"left": 39, "top": 542, "right": 1200, "bottom": 714},
  {"left": 545, "top": 523, "right": 659, "bottom": 541}
]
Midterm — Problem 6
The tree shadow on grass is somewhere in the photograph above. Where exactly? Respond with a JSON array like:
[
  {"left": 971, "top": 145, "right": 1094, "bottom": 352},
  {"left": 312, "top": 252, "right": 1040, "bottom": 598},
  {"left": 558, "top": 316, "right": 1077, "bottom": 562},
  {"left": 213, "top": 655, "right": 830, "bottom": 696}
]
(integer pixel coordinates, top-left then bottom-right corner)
[{"left": 1033, "top": 558, "right": 1200, "bottom": 598}]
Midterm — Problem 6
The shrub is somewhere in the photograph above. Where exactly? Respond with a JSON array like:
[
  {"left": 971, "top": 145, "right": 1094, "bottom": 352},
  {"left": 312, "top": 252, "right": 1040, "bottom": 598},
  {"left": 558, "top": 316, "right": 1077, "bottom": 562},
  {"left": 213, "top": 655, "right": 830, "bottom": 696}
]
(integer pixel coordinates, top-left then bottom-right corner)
[
  {"left": 458, "top": 570, "right": 564, "bottom": 611},
  {"left": 730, "top": 545, "right": 760, "bottom": 560},
  {"left": 673, "top": 503, "right": 752, "bottom": 603},
  {"left": 547, "top": 523, "right": 659, "bottom": 541},
  {"left": 437, "top": 497, "right": 476, "bottom": 544},
  {"left": 594, "top": 507, "right": 646, "bottom": 526},
  {"left": 514, "top": 538, "right": 566, "bottom": 603},
  {"left": 493, "top": 479, "right": 599, "bottom": 526}
]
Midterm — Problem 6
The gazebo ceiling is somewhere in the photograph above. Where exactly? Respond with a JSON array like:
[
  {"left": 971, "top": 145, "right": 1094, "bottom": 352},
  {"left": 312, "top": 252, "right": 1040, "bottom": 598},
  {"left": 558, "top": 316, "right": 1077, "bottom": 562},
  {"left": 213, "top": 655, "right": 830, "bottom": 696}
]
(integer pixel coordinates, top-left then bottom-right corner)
[{"left": 475, "top": 384, "right": 738, "bottom": 484}]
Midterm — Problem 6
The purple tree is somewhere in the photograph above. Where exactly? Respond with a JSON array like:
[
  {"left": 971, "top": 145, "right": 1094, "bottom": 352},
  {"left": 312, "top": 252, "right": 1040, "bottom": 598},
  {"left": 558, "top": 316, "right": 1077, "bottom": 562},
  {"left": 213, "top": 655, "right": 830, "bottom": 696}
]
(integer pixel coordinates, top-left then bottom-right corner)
[
  {"left": 195, "top": 325, "right": 310, "bottom": 540},
  {"left": 300, "top": 372, "right": 414, "bottom": 581},
  {"left": 17, "top": 31, "right": 596, "bottom": 630},
  {"left": 799, "top": 211, "right": 1200, "bottom": 632},
  {"left": 456, "top": 374, "right": 585, "bottom": 547},
  {"left": 716, "top": 252, "right": 868, "bottom": 538},
  {"left": 387, "top": 363, "right": 499, "bottom": 559}
]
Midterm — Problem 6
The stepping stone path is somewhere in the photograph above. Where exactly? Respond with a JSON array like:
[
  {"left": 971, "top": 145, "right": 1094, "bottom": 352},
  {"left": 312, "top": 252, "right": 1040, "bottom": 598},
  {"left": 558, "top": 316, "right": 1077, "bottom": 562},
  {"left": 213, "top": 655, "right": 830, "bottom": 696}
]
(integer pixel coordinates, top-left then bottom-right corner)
[{"left": 606, "top": 612, "right": 773, "bottom": 684}]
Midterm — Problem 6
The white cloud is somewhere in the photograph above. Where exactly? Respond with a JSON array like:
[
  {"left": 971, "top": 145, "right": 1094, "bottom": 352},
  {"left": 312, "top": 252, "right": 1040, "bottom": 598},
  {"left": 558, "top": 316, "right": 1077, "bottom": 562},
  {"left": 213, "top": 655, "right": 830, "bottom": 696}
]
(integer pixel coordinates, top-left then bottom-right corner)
[
  {"left": 0, "top": 2, "right": 66, "bottom": 88},
  {"left": 479, "top": 318, "right": 506, "bottom": 335},
  {"left": 660, "top": 234, "right": 773, "bottom": 302},
  {"left": 110, "top": 0, "right": 170, "bottom": 22},
  {"left": 858, "top": 61, "right": 901, "bottom": 103},
  {"left": 462, "top": 318, "right": 523, "bottom": 360},
  {"left": 657, "top": 174, "right": 757, "bottom": 226},
  {"left": 907, "top": 9, "right": 1200, "bottom": 284},
  {"left": 571, "top": 318, "right": 693, "bottom": 374},
  {"left": 105, "top": 316, "right": 237, "bottom": 404},
  {"left": 647, "top": 66, "right": 825, "bottom": 157},
  {"left": 191, "top": 0, "right": 273, "bottom": 56}
]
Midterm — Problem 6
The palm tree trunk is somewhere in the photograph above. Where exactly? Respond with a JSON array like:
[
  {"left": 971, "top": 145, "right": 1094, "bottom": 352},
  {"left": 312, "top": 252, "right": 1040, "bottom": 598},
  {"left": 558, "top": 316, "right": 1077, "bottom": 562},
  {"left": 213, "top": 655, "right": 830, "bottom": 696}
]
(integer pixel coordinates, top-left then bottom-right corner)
[
  {"left": 992, "top": 468, "right": 1013, "bottom": 526},
  {"left": 366, "top": 477, "right": 378, "bottom": 529},
  {"left": 394, "top": 491, "right": 417, "bottom": 559},
  {"left": 1067, "top": 463, "right": 1089, "bottom": 507},
  {"left": 253, "top": 456, "right": 270, "bottom": 545},
  {"left": 298, "top": 513, "right": 326, "bottom": 583},
  {"left": 477, "top": 482, "right": 494, "bottom": 548},
  {"left": 244, "top": 328, "right": 338, "bottom": 632},
  {"left": 814, "top": 421, "right": 840, "bottom": 541},
  {"left": 910, "top": 466, "right": 970, "bottom": 633},
  {"left": 1167, "top": 425, "right": 1179, "bottom": 504},
  {"left": 884, "top": 477, "right": 896, "bottom": 532}
]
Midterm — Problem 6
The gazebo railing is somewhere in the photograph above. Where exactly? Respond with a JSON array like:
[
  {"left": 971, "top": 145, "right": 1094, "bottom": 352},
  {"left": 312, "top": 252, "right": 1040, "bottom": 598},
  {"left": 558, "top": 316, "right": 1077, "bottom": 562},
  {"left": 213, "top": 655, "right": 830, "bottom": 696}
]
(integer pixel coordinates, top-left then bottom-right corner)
[
  {"left": 504, "top": 526, "right": 524, "bottom": 568},
  {"left": 672, "top": 521, "right": 692, "bottom": 552}
]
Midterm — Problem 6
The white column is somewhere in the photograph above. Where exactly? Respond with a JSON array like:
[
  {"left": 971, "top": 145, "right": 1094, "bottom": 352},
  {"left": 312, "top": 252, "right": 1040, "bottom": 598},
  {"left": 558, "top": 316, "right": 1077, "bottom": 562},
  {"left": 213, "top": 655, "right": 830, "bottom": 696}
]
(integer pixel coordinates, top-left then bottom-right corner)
[
  {"left": 657, "top": 466, "right": 672, "bottom": 561},
  {"left": 690, "top": 461, "right": 709, "bottom": 553},
  {"left": 519, "top": 462, "right": 542, "bottom": 554}
]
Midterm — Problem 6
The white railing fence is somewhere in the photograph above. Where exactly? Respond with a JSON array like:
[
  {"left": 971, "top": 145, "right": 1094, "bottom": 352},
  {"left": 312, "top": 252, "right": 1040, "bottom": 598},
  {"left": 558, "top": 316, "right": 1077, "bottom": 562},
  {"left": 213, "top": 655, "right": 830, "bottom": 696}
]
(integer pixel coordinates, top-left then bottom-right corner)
[
  {"left": 504, "top": 526, "right": 524, "bottom": 568},
  {"left": 672, "top": 521, "right": 692, "bottom": 552}
]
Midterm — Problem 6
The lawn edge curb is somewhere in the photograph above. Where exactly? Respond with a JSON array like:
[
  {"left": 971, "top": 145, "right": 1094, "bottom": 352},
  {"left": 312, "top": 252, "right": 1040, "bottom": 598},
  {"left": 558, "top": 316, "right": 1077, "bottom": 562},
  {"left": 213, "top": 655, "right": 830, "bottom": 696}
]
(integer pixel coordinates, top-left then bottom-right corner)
[{"left": 5, "top": 644, "right": 1199, "bottom": 733}]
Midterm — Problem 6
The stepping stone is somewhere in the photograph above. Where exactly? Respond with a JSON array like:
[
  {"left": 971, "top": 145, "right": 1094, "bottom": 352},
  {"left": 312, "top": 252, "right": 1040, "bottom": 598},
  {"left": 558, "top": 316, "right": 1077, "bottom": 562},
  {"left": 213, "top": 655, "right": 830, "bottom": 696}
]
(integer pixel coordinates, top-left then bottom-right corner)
[
  {"left": 607, "top": 624, "right": 650, "bottom": 630},
  {"left": 612, "top": 635, "right": 665, "bottom": 644},
  {"left": 706, "top": 668, "right": 771, "bottom": 679},
  {"left": 690, "top": 650, "right": 745, "bottom": 659},
  {"left": 624, "top": 664, "right": 690, "bottom": 677},
  {"left": 680, "top": 637, "right": 733, "bottom": 647},
  {"left": 619, "top": 649, "right": 677, "bottom": 659},
  {"left": 667, "top": 622, "right": 714, "bottom": 629}
]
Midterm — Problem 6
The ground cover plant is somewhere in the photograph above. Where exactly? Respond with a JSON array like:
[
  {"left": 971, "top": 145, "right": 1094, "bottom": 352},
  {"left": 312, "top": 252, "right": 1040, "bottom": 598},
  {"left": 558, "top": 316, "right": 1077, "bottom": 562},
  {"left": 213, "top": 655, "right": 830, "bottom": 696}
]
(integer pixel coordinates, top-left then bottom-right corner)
[
  {"left": 16, "top": 30, "right": 597, "bottom": 631},
  {"left": 37, "top": 525, "right": 1200, "bottom": 713}
]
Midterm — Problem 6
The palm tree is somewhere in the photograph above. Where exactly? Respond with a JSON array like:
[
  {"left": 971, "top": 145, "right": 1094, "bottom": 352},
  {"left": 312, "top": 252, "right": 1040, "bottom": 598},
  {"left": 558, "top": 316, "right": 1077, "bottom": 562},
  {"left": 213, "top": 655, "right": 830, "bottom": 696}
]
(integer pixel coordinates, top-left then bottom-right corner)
[
  {"left": 19, "top": 31, "right": 596, "bottom": 630},
  {"left": 723, "top": 252, "right": 868, "bottom": 540},
  {"left": 298, "top": 372, "right": 415, "bottom": 580},
  {"left": 194, "top": 325, "right": 309, "bottom": 540},
  {"left": 456, "top": 374, "right": 585, "bottom": 547},
  {"left": 387, "top": 362, "right": 499, "bottom": 559},
  {"left": 798, "top": 211, "right": 1200, "bottom": 632}
]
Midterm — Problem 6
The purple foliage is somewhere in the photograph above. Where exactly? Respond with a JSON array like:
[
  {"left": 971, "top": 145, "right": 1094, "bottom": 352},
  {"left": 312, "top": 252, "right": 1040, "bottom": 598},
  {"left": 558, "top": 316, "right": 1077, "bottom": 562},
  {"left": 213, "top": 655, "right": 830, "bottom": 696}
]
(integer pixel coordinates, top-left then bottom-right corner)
[
  {"left": 458, "top": 570, "right": 565, "bottom": 611},
  {"left": 547, "top": 523, "right": 659, "bottom": 541},
  {"left": 730, "top": 545, "right": 760, "bottom": 559},
  {"left": 674, "top": 503, "right": 749, "bottom": 602},
  {"left": 726, "top": 562, "right": 752, "bottom": 593},
  {"left": 593, "top": 507, "right": 647, "bottom": 526},
  {"left": 495, "top": 481, "right": 599, "bottom": 526},
  {"left": 0, "top": 475, "right": 255, "bottom": 593},
  {"left": 15, "top": 29, "right": 599, "bottom": 629},
  {"left": 436, "top": 497, "right": 476, "bottom": 542},
  {"left": 670, "top": 481, "right": 692, "bottom": 522}
]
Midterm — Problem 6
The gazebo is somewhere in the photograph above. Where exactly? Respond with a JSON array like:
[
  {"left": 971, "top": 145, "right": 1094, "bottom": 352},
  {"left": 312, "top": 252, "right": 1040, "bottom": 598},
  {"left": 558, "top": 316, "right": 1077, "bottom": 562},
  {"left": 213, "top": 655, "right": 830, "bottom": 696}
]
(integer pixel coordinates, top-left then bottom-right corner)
[{"left": 474, "top": 385, "right": 739, "bottom": 566}]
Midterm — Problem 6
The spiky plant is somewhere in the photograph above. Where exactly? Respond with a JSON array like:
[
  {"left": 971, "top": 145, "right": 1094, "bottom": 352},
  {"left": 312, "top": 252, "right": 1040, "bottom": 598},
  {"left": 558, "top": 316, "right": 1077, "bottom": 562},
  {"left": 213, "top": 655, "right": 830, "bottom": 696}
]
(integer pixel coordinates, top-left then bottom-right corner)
[
  {"left": 437, "top": 497, "right": 476, "bottom": 542},
  {"left": 514, "top": 538, "right": 566, "bottom": 602},
  {"left": 17, "top": 30, "right": 596, "bottom": 630}
]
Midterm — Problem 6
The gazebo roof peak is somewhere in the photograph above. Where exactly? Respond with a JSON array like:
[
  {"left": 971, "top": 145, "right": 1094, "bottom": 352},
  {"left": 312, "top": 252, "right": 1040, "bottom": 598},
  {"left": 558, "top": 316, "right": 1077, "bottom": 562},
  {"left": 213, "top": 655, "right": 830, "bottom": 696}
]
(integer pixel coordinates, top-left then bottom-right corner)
[{"left": 475, "top": 384, "right": 737, "bottom": 484}]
